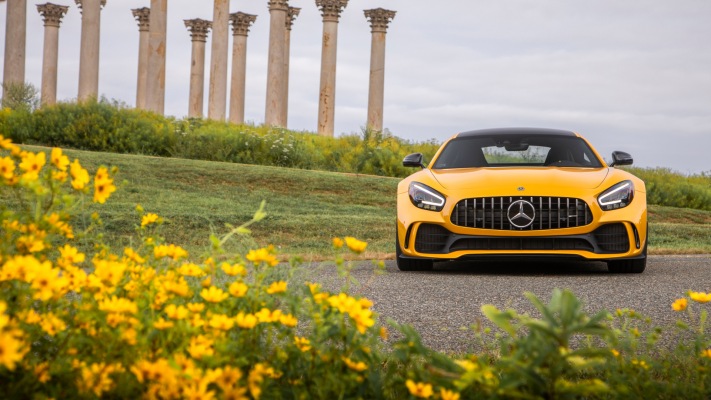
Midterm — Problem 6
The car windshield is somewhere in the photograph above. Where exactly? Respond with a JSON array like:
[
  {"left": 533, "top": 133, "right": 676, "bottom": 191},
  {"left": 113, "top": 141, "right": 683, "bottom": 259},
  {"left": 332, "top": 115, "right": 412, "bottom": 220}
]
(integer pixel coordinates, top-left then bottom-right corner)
[{"left": 431, "top": 135, "right": 603, "bottom": 169}]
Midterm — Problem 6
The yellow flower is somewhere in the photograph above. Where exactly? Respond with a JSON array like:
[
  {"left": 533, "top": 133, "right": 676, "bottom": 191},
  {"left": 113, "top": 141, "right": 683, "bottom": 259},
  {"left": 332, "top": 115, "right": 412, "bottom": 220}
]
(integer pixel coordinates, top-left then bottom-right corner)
[
  {"left": 93, "top": 167, "right": 116, "bottom": 204},
  {"left": 154, "top": 244, "right": 189, "bottom": 261},
  {"left": 200, "top": 286, "right": 229, "bottom": 303},
  {"left": 689, "top": 291, "right": 711, "bottom": 303},
  {"left": 344, "top": 237, "right": 368, "bottom": 254},
  {"left": 229, "top": 281, "right": 248, "bottom": 298},
  {"left": 178, "top": 263, "right": 207, "bottom": 277},
  {"left": 153, "top": 318, "right": 174, "bottom": 330},
  {"left": 672, "top": 298, "right": 688, "bottom": 311},
  {"left": 235, "top": 312, "right": 257, "bottom": 329},
  {"left": 406, "top": 380, "right": 433, "bottom": 398},
  {"left": 208, "top": 314, "right": 235, "bottom": 331},
  {"left": 99, "top": 296, "right": 138, "bottom": 315},
  {"left": 188, "top": 335, "right": 214, "bottom": 360},
  {"left": 701, "top": 349, "right": 711, "bottom": 358},
  {"left": 0, "top": 156, "right": 15, "bottom": 180},
  {"left": 440, "top": 388, "right": 461, "bottom": 400},
  {"left": 187, "top": 303, "right": 205, "bottom": 313},
  {"left": 69, "top": 159, "right": 90, "bottom": 190},
  {"left": 215, "top": 366, "right": 243, "bottom": 390},
  {"left": 19, "top": 151, "right": 46, "bottom": 180},
  {"left": 221, "top": 262, "right": 246, "bottom": 276},
  {"left": 279, "top": 313, "right": 298, "bottom": 327},
  {"left": 332, "top": 237, "right": 344, "bottom": 249},
  {"left": 50, "top": 147, "right": 69, "bottom": 171},
  {"left": 245, "top": 246, "right": 279, "bottom": 267},
  {"left": 0, "top": 332, "right": 27, "bottom": 370},
  {"left": 164, "top": 304, "right": 189, "bottom": 320},
  {"left": 141, "top": 213, "right": 160, "bottom": 227},
  {"left": 342, "top": 356, "right": 367, "bottom": 372},
  {"left": 294, "top": 337, "right": 311, "bottom": 352},
  {"left": 266, "top": 281, "right": 287, "bottom": 294}
]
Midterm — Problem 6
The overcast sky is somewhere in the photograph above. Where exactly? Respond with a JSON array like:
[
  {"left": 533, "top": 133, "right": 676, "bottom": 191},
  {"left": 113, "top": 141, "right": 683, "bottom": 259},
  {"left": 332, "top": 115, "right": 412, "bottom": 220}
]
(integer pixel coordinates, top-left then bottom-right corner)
[{"left": 2, "top": 0, "right": 710, "bottom": 173}]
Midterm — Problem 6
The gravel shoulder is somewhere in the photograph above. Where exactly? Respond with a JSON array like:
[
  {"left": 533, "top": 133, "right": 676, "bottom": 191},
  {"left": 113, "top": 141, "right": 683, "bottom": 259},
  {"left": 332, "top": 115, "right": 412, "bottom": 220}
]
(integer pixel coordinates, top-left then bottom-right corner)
[{"left": 298, "top": 255, "right": 711, "bottom": 353}]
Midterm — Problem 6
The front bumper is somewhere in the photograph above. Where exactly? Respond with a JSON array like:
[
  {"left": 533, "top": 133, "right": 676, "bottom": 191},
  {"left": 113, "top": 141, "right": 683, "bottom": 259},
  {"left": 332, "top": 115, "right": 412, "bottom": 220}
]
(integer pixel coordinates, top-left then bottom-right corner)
[{"left": 397, "top": 193, "right": 647, "bottom": 262}]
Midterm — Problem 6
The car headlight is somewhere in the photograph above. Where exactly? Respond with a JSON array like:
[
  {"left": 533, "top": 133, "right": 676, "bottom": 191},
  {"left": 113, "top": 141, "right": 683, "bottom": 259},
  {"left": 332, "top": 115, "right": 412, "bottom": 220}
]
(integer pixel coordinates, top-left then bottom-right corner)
[
  {"left": 409, "top": 182, "right": 446, "bottom": 211},
  {"left": 598, "top": 180, "right": 634, "bottom": 211}
]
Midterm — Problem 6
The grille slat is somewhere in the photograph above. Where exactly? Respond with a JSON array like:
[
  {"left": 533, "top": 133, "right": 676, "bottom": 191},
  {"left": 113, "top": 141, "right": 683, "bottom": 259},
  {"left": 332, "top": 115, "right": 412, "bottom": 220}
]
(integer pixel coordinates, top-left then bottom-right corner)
[{"left": 451, "top": 196, "right": 593, "bottom": 231}]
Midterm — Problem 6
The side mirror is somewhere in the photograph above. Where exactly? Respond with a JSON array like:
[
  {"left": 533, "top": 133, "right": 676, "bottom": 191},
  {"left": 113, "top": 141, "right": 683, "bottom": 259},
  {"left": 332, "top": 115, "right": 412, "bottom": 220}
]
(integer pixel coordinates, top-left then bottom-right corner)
[
  {"left": 610, "top": 151, "right": 633, "bottom": 167},
  {"left": 403, "top": 153, "right": 426, "bottom": 169}
]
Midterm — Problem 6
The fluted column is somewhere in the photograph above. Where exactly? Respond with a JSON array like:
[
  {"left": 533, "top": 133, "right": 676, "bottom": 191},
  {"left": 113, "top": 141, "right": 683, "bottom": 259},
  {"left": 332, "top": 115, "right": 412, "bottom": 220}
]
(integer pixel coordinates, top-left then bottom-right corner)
[
  {"left": 315, "top": 0, "right": 348, "bottom": 137},
  {"left": 132, "top": 7, "right": 150, "bottom": 109},
  {"left": 208, "top": 0, "right": 230, "bottom": 120},
  {"left": 2, "top": 0, "right": 27, "bottom": 100},
  {"left": 37, "top": 3, "right": 68, "bottom": 107},
  {"left": 146, "top": 0, "right": 167, "bottom": 114},
  {"left": 264, "top": 0, "right": 288, "bottom": 127},
  {"left": 364, "top": 8, "right": 395, "bottom": 132},
  {"left": 184, "top": 19, "right": 212, "bottom": 118},
  {"left": 281, "top": 7, "right": 300, "bottom": 126},
  {"left": 75, "top": 0, "right": 105, "bottom": 101},
  {"left": 229, "top": 12, "right": 257, "bottom": 124}
]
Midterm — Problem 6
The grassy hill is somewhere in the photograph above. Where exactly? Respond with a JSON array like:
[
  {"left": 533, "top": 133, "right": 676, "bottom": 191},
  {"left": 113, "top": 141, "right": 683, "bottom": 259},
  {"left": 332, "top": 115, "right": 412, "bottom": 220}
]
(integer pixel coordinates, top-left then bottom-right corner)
[{"left": 14, "top": 146, "right": 711, "bottom": 260}]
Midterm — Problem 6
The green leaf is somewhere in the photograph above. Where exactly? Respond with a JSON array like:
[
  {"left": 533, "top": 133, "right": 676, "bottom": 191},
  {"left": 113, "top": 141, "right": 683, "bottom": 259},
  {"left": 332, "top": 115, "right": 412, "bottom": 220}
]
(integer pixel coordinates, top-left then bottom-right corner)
[{"left": 481, "top": 305, "right": 517, "bottom": 337}]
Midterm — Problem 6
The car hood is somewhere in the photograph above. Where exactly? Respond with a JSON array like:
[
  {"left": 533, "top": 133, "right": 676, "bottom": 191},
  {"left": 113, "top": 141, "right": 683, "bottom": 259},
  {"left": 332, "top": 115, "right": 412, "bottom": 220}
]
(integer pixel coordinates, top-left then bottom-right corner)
[{"left": 430, "top": 167, "right": 611, "bottom": 192}]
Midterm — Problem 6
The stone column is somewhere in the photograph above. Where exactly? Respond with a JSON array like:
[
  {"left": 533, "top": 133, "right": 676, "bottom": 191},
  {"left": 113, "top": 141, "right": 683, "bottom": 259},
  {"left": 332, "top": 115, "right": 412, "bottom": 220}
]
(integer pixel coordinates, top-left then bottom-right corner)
[
  {"left": 364, "top": 8, "right": 395, "bottom": 132},
  {"left": 37, "top": 3, "right": 69, "bottom": 107},
  {"left": 207, "top": 0, "right": 230, "bottom": 121},
  {"left": 132, "top": 7, "right": 150, "bottom": 109},
  {"left": 264, "top": 0, "right": 288, "bottom": 127},
  {"left": 281, "top": 7, "right": 300, "bottom": 126},
  {"left": 315, "top": 0, "right": 348, "bottom": 137},
  {"left": 145, "top": 0, "right": 167, "bottom": 114},
  {"left": 228, "top": 12, "right": 257, "bottom": 124},
  {"left": 75, "top": 0, "right": 106, "bottom": 101},
  {"left": 2, "top": 0, "right": 27, "bottom": 100},
  {"left": 184, "top": 19, "right": 212, "bottom": 118}
]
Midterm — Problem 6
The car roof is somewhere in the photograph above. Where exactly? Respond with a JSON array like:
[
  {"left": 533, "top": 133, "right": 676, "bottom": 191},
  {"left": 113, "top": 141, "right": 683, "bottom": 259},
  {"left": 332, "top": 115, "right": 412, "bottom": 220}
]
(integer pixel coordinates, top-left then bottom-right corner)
[{"left": 455, "top": 128, "right": 578, "bottom": 138}]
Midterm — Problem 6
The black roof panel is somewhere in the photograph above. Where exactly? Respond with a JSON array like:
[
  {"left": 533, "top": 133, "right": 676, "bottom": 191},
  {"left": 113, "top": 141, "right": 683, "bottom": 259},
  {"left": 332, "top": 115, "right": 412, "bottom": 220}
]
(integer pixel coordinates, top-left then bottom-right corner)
[{"left": 456, "top": 128, "right": 577, "bottom": 138}]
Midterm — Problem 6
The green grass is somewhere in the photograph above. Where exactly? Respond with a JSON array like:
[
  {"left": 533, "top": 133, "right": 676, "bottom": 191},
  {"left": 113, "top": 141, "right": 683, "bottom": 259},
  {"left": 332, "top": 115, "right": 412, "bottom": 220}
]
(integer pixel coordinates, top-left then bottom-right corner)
[{"left": 12, "top": 146, "right": 711, "bottom": 259}]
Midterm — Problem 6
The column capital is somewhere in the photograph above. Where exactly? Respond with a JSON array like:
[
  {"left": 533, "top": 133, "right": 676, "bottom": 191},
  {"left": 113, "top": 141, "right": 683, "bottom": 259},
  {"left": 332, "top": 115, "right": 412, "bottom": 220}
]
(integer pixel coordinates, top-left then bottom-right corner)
[
  {"left": 229, "top": 12, "right": 257, "bottom": 36},
  {"left": 316, "top": 0, "right": 348, "bottom": 22},
  {"left": 74, "top": 0, "right": 107, "bottom": 13},
  {"left": 37, "top": 3, "right": 69, "bottom": 28},
  {"left": 268, "top": 0, "right": 289, "bottom": 12},
  {"left": 184, "top": 19, "right": 212, "bottom": 42},
  {"left": 285, "top": 7, "right": 301, "bottom": 30},
  {"left": 132, "top": 7, "right": 150, "bottom": 32},
  {"left": 364, "top": 8, "right": 396, "bottom": 33}
]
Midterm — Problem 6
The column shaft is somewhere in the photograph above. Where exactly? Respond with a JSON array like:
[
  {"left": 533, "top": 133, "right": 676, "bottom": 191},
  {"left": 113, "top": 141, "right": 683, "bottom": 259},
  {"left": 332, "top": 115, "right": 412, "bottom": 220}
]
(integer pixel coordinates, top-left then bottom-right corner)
[
  {"left": 146, "top": 0, "right": 167, "bottom": 114},
  {"left": 317, "top": 20, "right": 339, "bottom": 136},
  {"left": 188, "top": 40, "right": 207, "bottom": 118},
  {"left": 365, "top": 8, "right": 396, "bottom": 132},
  {"left": 38, "top": 3, "right": 68, "bottom": 107},
  {"left": 229, "top": 34, "right": 248, "bottom": 124},
  {"left": 77, "top": 0, "right": 102, "bottom": 101},
  {"left": 264, "top": 1, "right": 288, "bottom": 127},
  {"left": 3, "top": 0, "right": 27, "bottom": 99},
  {"left": 41, "top": 26, "right": 60, "bottom": 105},
  {"left": 281, "top": 7, "right": 299, "bottom": 126},
  {"left": 208, "top": 0, "right": 230, "bottom": 121},
  {"left": 367, "top": 31, "right": 386, "bottom": 132},
  {"left": 132, "top": 8, "right": 150, "bottom": 109}
]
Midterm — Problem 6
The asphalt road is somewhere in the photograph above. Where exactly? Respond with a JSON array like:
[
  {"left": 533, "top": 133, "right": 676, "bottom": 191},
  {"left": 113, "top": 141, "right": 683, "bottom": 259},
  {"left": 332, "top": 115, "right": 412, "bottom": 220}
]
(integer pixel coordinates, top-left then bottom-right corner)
[{"left": 304, "top": 255, "right": 711, "bottom": 354}]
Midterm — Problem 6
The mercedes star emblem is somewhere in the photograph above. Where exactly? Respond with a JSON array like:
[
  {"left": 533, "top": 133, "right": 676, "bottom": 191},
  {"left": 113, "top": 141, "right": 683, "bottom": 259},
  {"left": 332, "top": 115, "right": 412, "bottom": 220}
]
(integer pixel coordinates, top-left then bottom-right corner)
[{"left": 507, "top": 200, "right": 536, "bottom": 228}]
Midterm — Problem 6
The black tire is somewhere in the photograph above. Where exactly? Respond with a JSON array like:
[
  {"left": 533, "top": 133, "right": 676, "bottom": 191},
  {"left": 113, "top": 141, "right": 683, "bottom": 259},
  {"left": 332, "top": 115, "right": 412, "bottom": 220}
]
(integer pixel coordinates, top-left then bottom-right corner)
[
  {"left": 607, "top": 243, "right": 647, "bottom": 273},
  {"left": 396, "top": 230, "right": 433, "bottom": 271}
]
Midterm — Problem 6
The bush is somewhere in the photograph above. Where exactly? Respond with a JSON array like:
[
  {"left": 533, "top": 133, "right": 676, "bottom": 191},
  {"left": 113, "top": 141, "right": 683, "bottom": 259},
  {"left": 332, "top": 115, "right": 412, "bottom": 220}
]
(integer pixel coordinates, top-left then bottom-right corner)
[{"left": 1, "top": 135, "right": 711, "bottom": 399}]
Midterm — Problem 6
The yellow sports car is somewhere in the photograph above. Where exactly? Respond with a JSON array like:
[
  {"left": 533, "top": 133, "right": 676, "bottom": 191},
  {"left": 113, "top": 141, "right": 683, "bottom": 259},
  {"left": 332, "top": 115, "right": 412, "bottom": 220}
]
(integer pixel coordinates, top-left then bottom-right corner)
[{"left": 397, "top": 128, "right": 647, "bottom": 273}]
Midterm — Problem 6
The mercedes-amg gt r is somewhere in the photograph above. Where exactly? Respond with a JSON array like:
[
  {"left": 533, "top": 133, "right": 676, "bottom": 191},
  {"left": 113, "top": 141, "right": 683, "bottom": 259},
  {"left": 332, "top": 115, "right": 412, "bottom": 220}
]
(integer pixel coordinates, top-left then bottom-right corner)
[{"left": 396, "top": 128, "right": 647, "bottom": 273}]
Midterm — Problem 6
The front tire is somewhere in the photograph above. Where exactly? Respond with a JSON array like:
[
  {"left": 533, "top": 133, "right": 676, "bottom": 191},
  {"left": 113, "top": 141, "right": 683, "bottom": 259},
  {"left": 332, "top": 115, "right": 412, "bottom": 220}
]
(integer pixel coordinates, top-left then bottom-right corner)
[
  {"left": 396, "top": 229, "right": 433, "bottom": 271},
  {"left": 607, "top": 243, "right": 647, "bottom": 273}
]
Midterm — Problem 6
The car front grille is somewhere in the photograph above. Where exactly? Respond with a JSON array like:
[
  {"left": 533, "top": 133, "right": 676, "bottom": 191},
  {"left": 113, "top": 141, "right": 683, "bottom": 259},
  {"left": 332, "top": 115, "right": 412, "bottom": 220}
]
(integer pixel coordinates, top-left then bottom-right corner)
[
  {"left": 414, "top": 224, "right": 450, "bottom": 253},
  {"left": 451, "top": 196, "right": 593, "bottom": 230}
]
